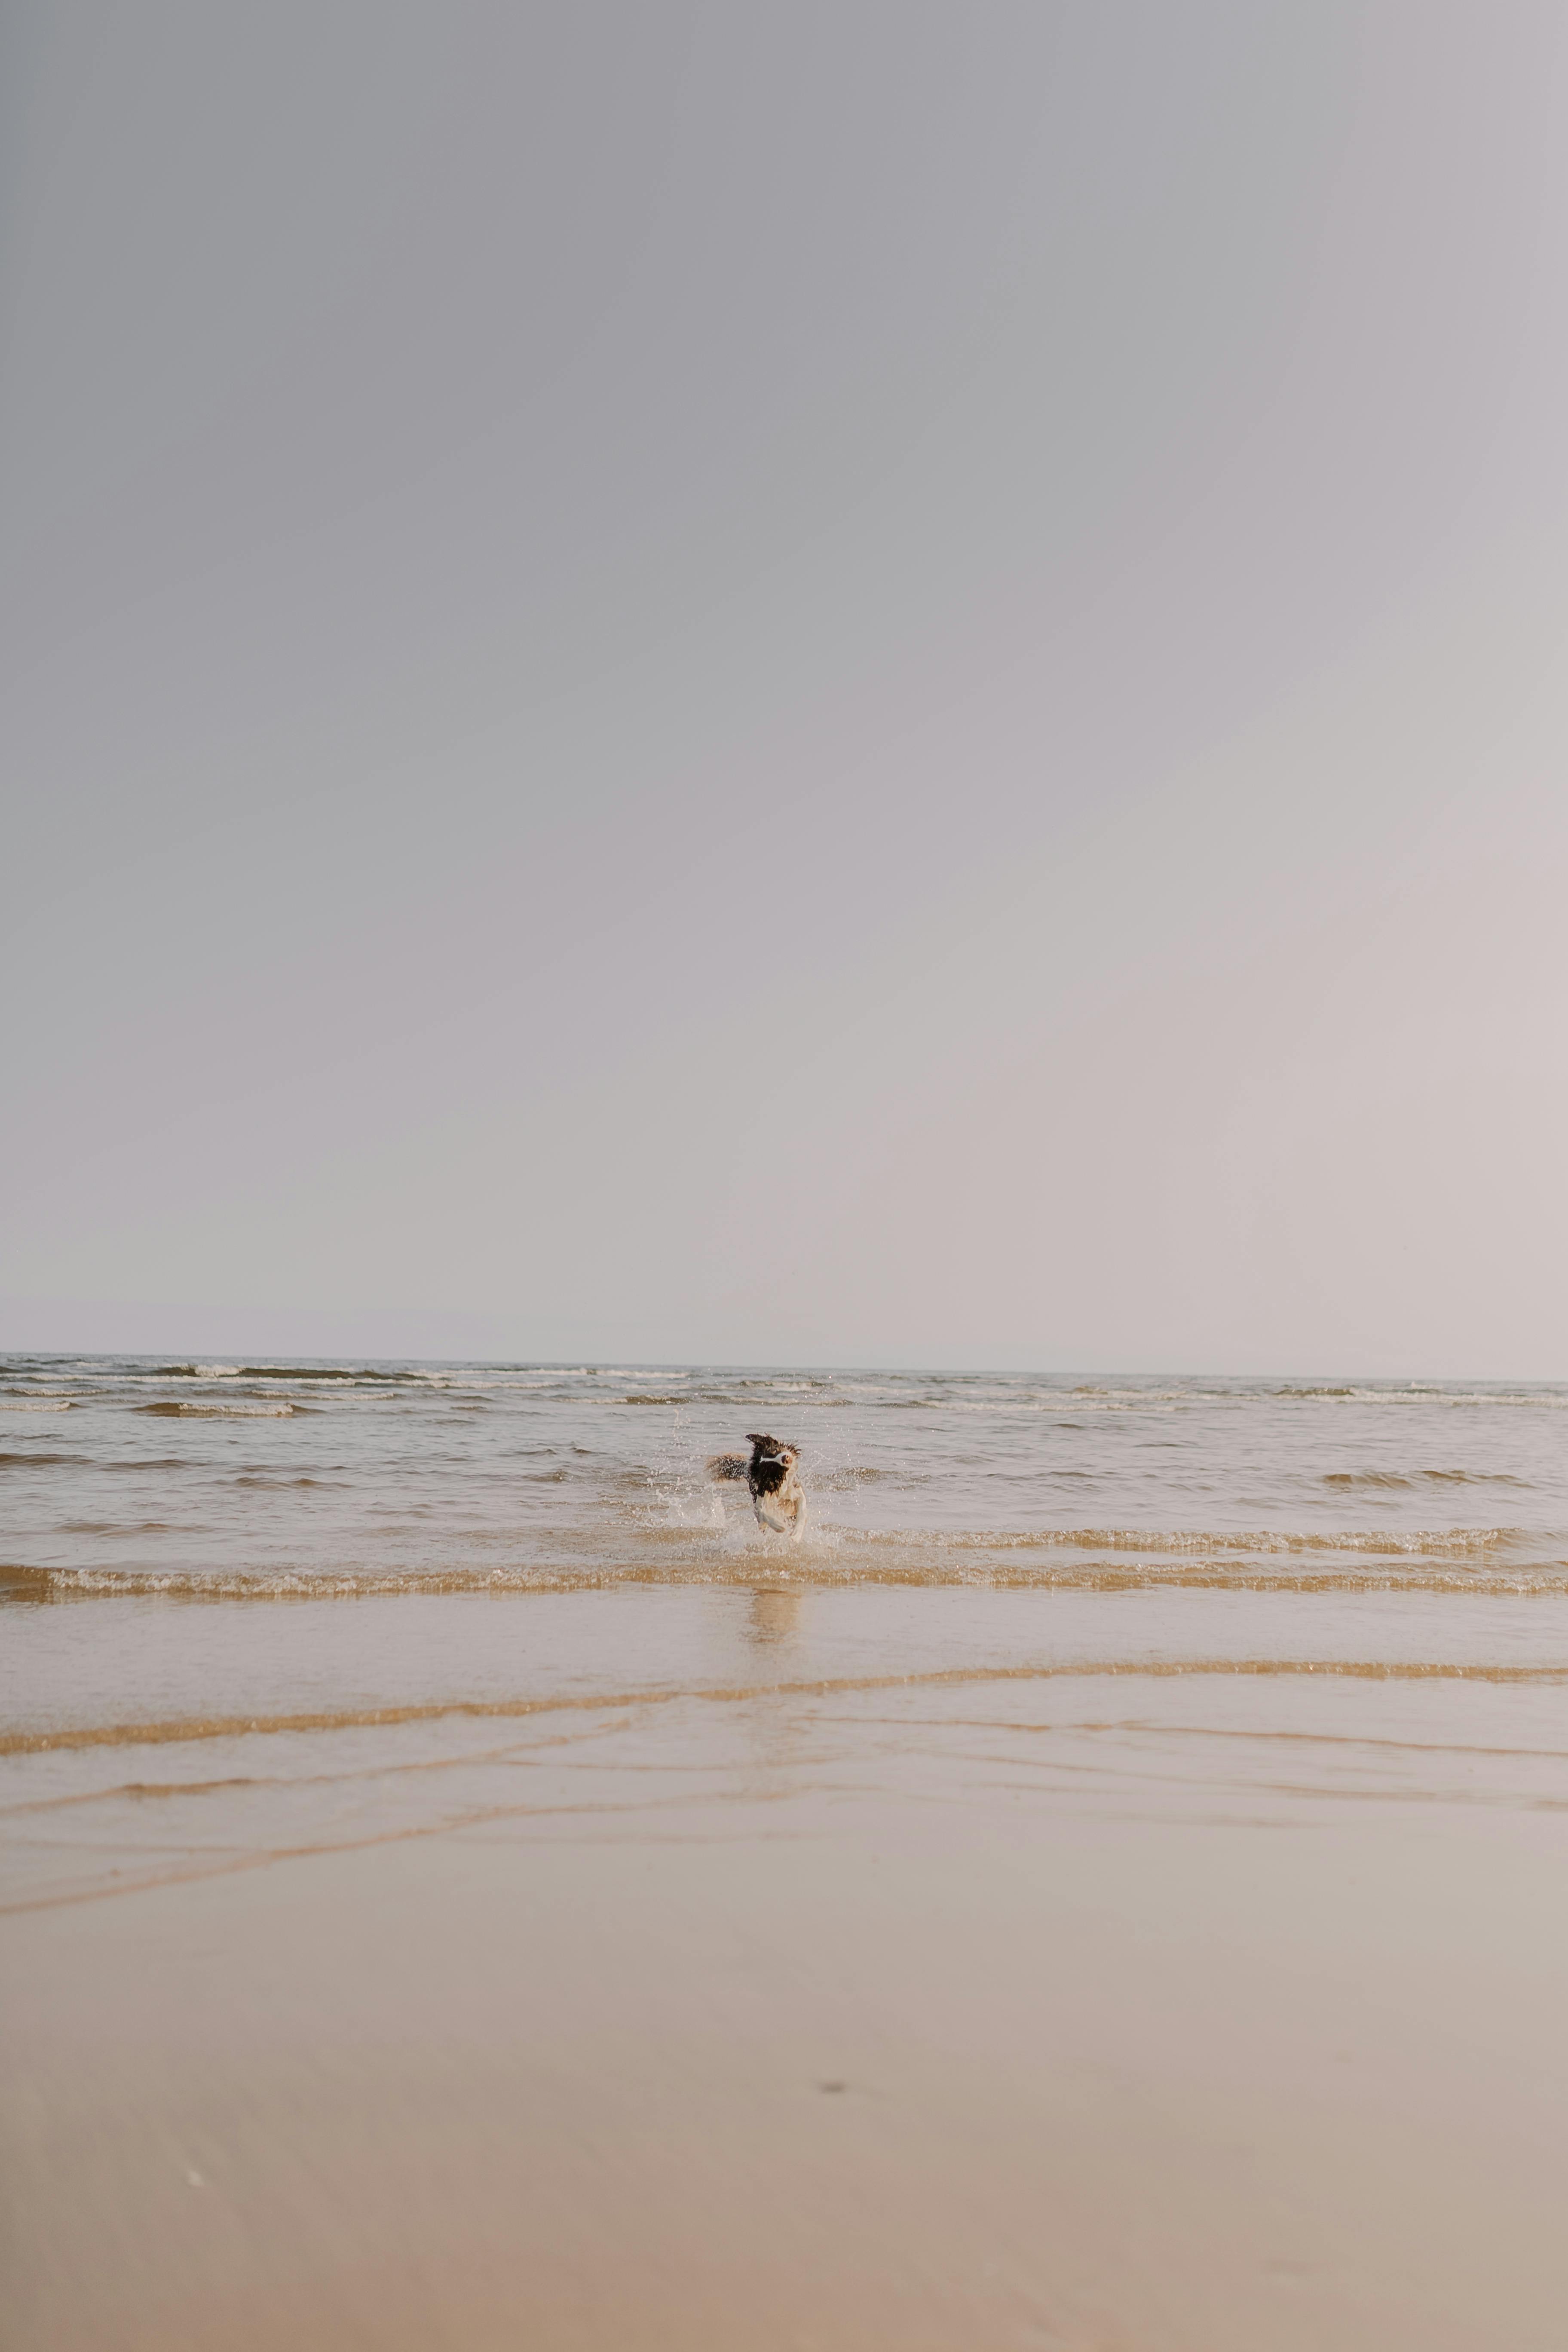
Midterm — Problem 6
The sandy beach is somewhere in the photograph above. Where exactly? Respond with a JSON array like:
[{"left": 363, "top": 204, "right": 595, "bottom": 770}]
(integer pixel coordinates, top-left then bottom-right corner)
[{"left": 6, "top": 1570, "right": 1568, "bottom": 2350}]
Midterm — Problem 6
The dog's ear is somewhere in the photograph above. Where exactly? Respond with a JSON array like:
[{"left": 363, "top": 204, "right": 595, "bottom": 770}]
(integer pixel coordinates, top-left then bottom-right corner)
[{"left": 745, "top": 1432, "right": 769, "bottom": 1449}]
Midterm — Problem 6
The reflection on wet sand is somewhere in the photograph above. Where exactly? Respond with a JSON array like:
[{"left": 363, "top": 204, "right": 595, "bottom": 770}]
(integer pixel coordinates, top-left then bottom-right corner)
[{"left": 746, "top": 1586, "right": 804, "bottom": 1647}]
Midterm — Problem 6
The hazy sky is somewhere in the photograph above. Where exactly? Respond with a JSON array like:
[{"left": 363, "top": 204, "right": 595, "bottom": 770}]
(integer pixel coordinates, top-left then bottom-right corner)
[{"left": 4, "top": 2, "right": 1566, "bottom": 1372}]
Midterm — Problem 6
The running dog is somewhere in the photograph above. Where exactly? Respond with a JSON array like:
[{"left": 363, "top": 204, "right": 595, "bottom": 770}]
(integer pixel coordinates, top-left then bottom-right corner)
[{"left": 708, "top": 1432, "right": 805, "bottom": 1537}]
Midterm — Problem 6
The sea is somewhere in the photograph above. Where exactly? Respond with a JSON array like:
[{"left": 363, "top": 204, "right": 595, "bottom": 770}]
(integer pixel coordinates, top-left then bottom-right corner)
[{"left": 5, "top": 1354, "right": 1567, "bottom": 1602}]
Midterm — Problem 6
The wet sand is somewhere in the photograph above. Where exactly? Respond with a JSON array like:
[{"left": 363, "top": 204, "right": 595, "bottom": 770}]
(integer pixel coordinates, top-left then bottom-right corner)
[{"left": 5, "top": 1585, "right": 1568, "bottom": 2349}]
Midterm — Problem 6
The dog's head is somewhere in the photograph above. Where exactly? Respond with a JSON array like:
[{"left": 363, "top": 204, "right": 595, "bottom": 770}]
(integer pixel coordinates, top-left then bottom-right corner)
[
  {"left": 746, "top": 1432, "right": 798, "bottom": 1467},
  {"left": 746, "top": 1432, "right": 799, "bottom": 1499}
]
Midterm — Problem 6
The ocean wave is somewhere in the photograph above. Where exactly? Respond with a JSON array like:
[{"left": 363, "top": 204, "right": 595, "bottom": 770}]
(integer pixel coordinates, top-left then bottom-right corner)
[
  {"left": 229, "top": 1476, "right": 342, "bottom": 1489},
  {"left": 147, "top": 1364, "right": 432, "bottom": 1386},
  {"left": 14, "top": 1550, "right": 1568, "bottom": 1607},
  {"left": 0, "top": 1453, "right": 193, "bottom": 1473},
  {"left": 134, "top": 1401, "right": 298, "bottom": 1418},
  {"left": 879, "top": 1395, "right": 1188, "bottom": 1414},
  {"left": 1270, "top": 1387, "right": 1568, "bottom": 1409},
  {"left": 839, "top": 1523, "right": 1540, "bottom": 1557},
  {"left": 1322, "top": 1470, "right": 1528, "bottom": 1489}
]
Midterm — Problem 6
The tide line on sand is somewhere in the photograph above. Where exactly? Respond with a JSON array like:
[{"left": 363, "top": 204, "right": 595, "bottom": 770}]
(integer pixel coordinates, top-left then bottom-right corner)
[{"left": 6, "top": 1654, "right": 1567, "bottom": 1760}]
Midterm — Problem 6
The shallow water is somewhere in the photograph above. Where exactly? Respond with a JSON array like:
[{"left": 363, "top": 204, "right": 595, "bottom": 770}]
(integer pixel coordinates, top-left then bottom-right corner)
[
  {"left": 6, "top": 1355, "right": 1568, "bottom": 1834},
  {"left": 4, "top": 1356, "right": 1567, "bottom": 1600}
]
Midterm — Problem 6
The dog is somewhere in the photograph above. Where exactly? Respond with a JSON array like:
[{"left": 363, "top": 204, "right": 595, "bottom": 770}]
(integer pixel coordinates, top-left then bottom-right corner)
[{"left": 707, "top": 1432, "right": 805, "bottom": 1537}]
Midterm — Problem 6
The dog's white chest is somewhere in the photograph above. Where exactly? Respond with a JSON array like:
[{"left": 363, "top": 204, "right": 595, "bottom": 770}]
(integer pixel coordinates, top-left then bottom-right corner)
[{"left": 751, "top": 1469, "right": 804, "bottom": 1537}]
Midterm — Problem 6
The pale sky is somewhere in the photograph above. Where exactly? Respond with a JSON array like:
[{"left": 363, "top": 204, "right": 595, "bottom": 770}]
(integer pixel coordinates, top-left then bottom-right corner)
[{"left": 3, "top": 2, "right": 1566, "bottom": 1374}]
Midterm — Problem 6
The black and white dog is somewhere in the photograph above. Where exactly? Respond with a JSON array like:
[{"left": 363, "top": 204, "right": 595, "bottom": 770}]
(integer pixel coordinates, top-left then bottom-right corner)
[{"left": 709, "top": 1432, "right": 805, "bottom": 1537}]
